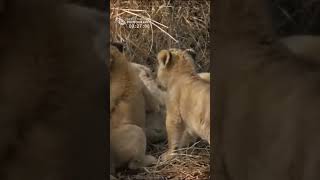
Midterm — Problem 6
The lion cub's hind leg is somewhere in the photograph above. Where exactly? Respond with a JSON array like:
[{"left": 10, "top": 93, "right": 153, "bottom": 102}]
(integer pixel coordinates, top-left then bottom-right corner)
[
  {"left": 125, "top": 125, "right": 157, "bottom": 169},
  {"left": 111, "top": 124, "right": 156, "bottom": 170}
]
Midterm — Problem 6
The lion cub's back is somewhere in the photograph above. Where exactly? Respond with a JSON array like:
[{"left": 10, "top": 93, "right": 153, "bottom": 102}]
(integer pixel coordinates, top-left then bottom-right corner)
[
  {"left": 179, "top": 79, "right": 210, "bottom": 138},
  {"left": 110, "top": 61, "right": 146, "bottom": 129}
]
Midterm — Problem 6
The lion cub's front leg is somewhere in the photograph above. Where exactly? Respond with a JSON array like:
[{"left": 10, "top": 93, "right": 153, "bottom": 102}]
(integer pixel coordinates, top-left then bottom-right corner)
[{"left": 161, "top": 110, "right": 185, "bottom": 161}]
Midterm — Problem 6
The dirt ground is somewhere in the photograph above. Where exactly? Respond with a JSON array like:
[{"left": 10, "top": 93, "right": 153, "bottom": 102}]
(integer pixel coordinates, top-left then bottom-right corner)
[{"left": 116, "top": 140, "right": 210, "bottom": 180}]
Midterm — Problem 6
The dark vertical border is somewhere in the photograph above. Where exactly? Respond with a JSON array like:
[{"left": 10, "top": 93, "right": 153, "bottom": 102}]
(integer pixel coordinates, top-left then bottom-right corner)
[
  {"left": 210, "top": 0, "right": 215, "bottom": 180},
  {"left": 210, "top": 0, "right": 214, "bottom": 179},
  {"left": 105, "top": 0, "right": 111, "bottom": 179}
]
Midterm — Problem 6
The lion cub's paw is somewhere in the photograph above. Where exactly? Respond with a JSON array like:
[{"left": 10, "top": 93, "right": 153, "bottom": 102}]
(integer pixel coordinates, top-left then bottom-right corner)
[
  {"left": 160, "top": 151, "right": 177, "bottom": 162},
  {"left": 144, "top": 155, "right": 157, "bottom": 166}
]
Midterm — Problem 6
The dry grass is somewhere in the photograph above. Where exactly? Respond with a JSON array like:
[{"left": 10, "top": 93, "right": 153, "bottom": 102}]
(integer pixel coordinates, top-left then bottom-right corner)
[
  {"left": 110, "top": 0, "right": 210, "bottom": 72},
  {"left": 116, "top": 141, "right": 210, "bottom": 180}
]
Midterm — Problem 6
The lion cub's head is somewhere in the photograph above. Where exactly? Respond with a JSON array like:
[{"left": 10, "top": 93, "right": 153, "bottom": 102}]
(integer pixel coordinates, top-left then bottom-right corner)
[{"left": 156, "top": 48, "right": 197, "bottom": 89}]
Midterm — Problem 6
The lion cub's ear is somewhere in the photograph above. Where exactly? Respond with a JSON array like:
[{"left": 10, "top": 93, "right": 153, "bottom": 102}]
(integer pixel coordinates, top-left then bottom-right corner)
[{"left": 157, "top": 50, "right": 172, "bottom": 67}]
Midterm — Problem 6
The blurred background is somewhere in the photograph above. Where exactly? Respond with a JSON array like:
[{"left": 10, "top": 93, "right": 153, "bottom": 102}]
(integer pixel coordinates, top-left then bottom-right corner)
[{"left": 272, "top": 0, "right": 320, "bottom": 36}]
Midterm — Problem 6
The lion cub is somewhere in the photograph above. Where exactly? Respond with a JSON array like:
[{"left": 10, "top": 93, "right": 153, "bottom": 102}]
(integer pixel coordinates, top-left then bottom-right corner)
[
  {"left": 156, "top": 48, "right": 210, "bottom": 161},
  {"left": 109, "top": 43, "right": 156, "bottom": 173},
  {"left": 130, "top": 63, "right": 211, "bottom": 144}
]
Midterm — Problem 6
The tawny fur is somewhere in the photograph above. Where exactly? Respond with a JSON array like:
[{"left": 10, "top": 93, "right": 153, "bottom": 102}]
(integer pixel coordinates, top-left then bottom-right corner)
[
  {"left": 0, "top": 1, "right": 106, "bottom": 179},
  {"left": 109, "top": 44, "right": 156, "bottom": 173},
  {"left": 130, "top": 62, "right": 167, "bottom": 143},
  {"left": 131, "top": 63, "right": 211, "bottom": 144},
  {"left": 156, "top": 48, "right": 210, "bottom": 161},
  {"left": 110, "top": 125, "right": 155, "bottom": 169},
  {"left": 198, "top": 72, "right": 210, "bottom": 82},
  {"left": 130, "top": 62, "right": 166, "bottom": 108}
]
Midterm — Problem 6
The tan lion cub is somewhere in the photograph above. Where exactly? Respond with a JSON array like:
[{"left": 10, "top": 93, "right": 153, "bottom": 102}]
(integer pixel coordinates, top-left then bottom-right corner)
[
  {"left": 156, "top": 48, "right": 210, "bottom": 161},
  {"left": 110, "top": 43, "right": 156, "bottom": 173}
]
